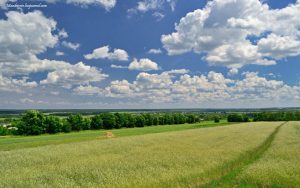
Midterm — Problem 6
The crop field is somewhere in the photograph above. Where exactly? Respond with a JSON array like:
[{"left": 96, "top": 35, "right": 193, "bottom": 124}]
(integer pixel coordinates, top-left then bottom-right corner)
[
  {"left": 0, "top": 121, "right": 299, "bottom": 187},
  {"left": 236, "top": 121, "right": 300, "bottom": 187}
]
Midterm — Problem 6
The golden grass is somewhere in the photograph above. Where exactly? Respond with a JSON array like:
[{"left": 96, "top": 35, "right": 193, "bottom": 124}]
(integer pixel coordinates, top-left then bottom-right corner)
[
  {"left": 0, "top": 122, "right": 281, "bottom": 188},
  {"left": 237, "top": 121, "right": 300, "bottom": 187}
]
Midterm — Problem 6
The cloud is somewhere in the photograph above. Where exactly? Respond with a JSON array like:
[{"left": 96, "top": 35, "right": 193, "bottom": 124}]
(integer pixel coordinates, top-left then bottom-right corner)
[
  {"left": 0, "top": 11, "right": 58, "bottom": 66},
  {"left": 152, "top": 12, "right": 165, "bottom": 21},
  {"left": 58, "top": 29, "right": 68, "bottom": 38},
  {"left": 0, "top": 0, "right": 16, "bottom": 9},
  {"left": 111, "top": 64, "right": 127, "bottom": 69},
  {"left": 228, "top": 68, "right": 239, "bottom": 76},
  {"left": 128, "top": 0, "right": 176, "bottom": 20},
  {"left": 128, "top": 58, "right": 159, "bottom": 71},
  {"left": 164, "top": 69, "right": 189, "bottom": 74},
  {"left": 40, "top": 62, "right": 108, "bottom": 88},
  {"left": 56, "top": 51, "right": 64, "bottom": 56},
  {"left": 0, "top": 75, "right": 37, "bottom": 92},
  {"left": 0, "top": 11, "right": 108, "bottom": 91},
  {"left": 47, "top": 0, "right": 117, "bottom": 10},
  {"left": 148, "top": 48, "right": 162, "bottom": 54},
  {"left": 258, "top": 34, "right": 300, "bottom": 59},
  {"left": 74, "top": 70, "right": 300, "bottom": 107},
  {"left": 73, "top": 85, "right": 105, "bottom": 95},
  {"left": 161, "top": 0, "right": 300, "bottom": 70},
  {"left": 84, "top": 45, "right": 129, "bottom": 61},
  {"left": 62, "top": 41, "right": 80, "bottom": 50}
]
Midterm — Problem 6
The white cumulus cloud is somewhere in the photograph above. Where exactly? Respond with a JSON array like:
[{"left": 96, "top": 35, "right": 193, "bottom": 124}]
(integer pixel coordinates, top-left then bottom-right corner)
[
  {"left": 161, "top": 0, "right": 300, "bottom": 70},
  {"left": 84, "top": 45, "right": 129, "bottom": 61},
  {"left": 128, "top": 58, "right": 159, "bottom": 71}
]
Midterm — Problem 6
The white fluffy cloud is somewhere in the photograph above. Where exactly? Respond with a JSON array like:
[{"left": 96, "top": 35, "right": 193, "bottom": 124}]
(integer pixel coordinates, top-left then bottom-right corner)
[
  {"left": 62, "top": 41, "right": 80, "bottom": 50},
  {"left": 74, "top": 70, "right": 300, "bottom": 107},
  {"left": 40, "top": 62, "right": 108, "bottom": 88},
  {"left": 161, "top": 0, "right": 300, "bottom": 70},
  {"left": 0, "top": 75, "right": 37, "bottom": 92},
  {"left": 0, "top": 11, "right": 58, "bottom": 66},
  {"left": 84, "top": 45, "right": 129, "bottom": 61},
  {"left": 258, "top": 34, "right": 300, "bottom": 59},
  {"left": 0, "top": 11, "right": 108, "bottom": 91},
  {"left": 47, "top": 0, "right": 116, "bottom": 10},
  {"left": 128, "top": 58, "right": 159, "bottom": 71}
]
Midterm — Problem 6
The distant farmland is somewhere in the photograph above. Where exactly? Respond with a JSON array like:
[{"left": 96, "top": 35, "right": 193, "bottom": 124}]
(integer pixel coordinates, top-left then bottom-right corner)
[{"left": 0, "top": 121, "right": 298, "bottom": 187}]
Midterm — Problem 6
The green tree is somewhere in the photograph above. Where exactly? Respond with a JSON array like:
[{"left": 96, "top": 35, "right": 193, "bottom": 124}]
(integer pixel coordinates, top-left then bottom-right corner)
[
  {"left": 91, "top": 115, "right": 103, "bottom": 130},
  {"left": 61, "top": 119, "right": 72, "bottom": 133},
  {"left": 101, "top": 113, "right": 116, "bottom": 129},
  {"left": 45, "top": 116, "right": 62, "bottom": 134},
  {"left": 135, "top": 115, "right": 145, "bottom": 127},
  {"left": 214, "top": 117, "right": 220, "bottom": 123},
  {"left": 67, "top": 114, "right": 85, "bottom": 131},
  {"left": 14, "top": 110, "right": 46, "bottom": 135},
  {"left": 83, "top": 117, "right": 91, "bottom": 130}
]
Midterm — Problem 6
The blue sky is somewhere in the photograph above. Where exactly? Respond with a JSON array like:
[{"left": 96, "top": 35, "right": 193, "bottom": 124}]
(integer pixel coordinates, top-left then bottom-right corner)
[{"left": 0, "top": 0, "right": 300, "bottom": 109}]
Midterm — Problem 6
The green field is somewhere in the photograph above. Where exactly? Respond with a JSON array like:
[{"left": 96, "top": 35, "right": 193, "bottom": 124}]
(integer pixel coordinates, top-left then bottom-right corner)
[{"left": 0, "top": 121, "right": 299, "bottom": 187}]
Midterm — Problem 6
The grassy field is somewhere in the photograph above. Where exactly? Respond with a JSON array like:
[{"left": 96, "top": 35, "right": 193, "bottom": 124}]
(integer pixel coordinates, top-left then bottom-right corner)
[
  {"left": 0, "top": 122, "right": 288, "bottom": 187},
  {"left": 236, "top": 121, "right": 300, "bottom": 187},
  {"left": 0, "top": 120, "right": 229, "bottom": 151}
]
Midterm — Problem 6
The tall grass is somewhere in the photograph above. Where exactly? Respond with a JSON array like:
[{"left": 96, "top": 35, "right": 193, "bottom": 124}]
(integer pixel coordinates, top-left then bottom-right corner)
[
  {"left": 0, "top": 122, "right": 280, "bottom": 187},
  {"left": 237, "top": 121, "right": 300, "bottom": 187},
  {"left": 0, "top": 121, "right": 228, "bottom": 151}
]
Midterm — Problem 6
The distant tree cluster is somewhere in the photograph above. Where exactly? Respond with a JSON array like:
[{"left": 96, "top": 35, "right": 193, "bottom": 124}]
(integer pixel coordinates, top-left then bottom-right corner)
[
  {"left": 6, "top": 110, "right": 201, "bottom": 136},
  {"left": 227, "top": 114, "right": 250, "bottom": 122},
  {"left": 253, "top": 111, "right": 300, "bottom": 121}
]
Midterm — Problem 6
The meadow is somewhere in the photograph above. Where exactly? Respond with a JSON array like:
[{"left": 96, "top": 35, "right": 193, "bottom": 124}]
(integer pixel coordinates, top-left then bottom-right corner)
[
  {"left": 0, "top": 120, "right": 228, "bottom": 151},
  {"left": 1, "top": 121, "right": 297, "bottom": 187}
]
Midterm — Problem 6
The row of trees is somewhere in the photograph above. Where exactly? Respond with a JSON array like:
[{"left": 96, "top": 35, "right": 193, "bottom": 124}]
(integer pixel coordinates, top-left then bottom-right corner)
[
  {"left": 7, "top": 110, "right": 202, "bottom": 135},
  {"left": 253, "top": 111, "right": 300, "bottom": 121},
  {"left": 227, "top": 114, "right": 250, "bottom": 122}
]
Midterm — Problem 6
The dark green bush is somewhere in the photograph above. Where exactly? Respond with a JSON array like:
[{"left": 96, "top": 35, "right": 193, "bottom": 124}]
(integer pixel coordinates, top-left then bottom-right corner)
[{"left": 45, "top": 116, "right": 62, "bottom": 134}]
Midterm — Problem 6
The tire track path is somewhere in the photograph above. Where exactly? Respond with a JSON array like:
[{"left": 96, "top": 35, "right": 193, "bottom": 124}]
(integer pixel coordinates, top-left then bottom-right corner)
[{"left": 196, "top": 121, "right": 287, "bottom": 188}]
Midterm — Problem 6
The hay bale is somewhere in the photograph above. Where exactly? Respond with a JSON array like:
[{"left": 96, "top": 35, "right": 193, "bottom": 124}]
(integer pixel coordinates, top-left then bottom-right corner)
[{"left": 105, "top": 131, "right": 114, "bottom": 138}]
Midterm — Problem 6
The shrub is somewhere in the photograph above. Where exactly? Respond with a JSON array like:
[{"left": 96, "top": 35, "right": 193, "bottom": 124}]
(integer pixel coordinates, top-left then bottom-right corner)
[
  {"left": 214, "top": 117, "right": 220, "bottom": 123},
  {"left": 14, "top": 110, "right": 46, "bottom": 135},
  {"left": 0, "top": 126, "right": 9, "bottom": 136}
]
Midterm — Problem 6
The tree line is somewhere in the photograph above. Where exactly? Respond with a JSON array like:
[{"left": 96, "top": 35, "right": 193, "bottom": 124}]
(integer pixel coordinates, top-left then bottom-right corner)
[
  {"left": 253, "top": 111, "right": 300, "bottom": 121},
  {"left": 2, "top": 110, "right": 202, "bottom": 135}
]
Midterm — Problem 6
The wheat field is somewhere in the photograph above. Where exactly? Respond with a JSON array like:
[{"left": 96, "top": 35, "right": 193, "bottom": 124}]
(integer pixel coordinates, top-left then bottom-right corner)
[
  {"left": 237, "top": 121, "right": 300, "bottom": 187},
  {"left": 0, "top": 122, "right": 283, "bottom": 188}
]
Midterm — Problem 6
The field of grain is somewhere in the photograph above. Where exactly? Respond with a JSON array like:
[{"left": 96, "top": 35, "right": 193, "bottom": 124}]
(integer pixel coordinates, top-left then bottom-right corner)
[
  {"left": 0, "top": 122, "right": 281, "bottom": 188},
  {"left": 237, "top": 121, "right": 300, "bottom": 187},
  {"left": 0, "top": 121, "right": 228, "bottom": 151}
]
